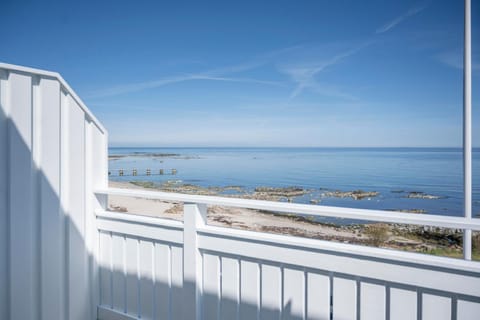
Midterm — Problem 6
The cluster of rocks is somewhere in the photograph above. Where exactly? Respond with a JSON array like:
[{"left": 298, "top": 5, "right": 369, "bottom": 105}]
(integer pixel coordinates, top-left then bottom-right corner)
[
  {"left": 405, "top": 192, "right": 444, "bottom": 200},
  {"left": 159, "top": 182, "right": 241, "bottom": 196},
  {"left": 254, "top": 186, "right": 309, "bottom": 198},
  {"left": 389, "top": 208, "right": 427, "bottom": 214},
  {"left": 132, "top": 152, "right": 180, "bottom": 157},
  {"left": 323, "top": 190, "right": 379, "bottom": 200}
]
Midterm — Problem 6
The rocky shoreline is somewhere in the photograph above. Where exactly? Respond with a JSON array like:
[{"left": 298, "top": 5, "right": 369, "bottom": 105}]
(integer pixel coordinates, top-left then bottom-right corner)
[
  {"left": 109, "top": 153, "right": 200, "bottom": 161},
  {"left": 108, "top": 180, "right": 479, "bottom": 260}
]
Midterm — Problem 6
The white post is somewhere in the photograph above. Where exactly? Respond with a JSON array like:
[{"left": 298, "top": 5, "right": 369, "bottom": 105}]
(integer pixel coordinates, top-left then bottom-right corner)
[
  {"left": 183, "top": 203, "right": 207, "bottom": 320},
  {"left": 463, "top": 0, "right": 472, "bottom": 260}
]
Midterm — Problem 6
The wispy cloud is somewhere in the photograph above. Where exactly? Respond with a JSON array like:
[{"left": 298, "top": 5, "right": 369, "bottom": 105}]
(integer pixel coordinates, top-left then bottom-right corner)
[
  {"left": 376, "top": 3, "right": 428, "bottom": 34},
  {"left": 86, "top": 72, "right": 283, "bottom": 99},
  {"left": 86, "top": 44, "right": 304, "bottom": 99},
  {"left": 279, "top": 42, "right": 371, "bottom": 99},
  {"left": 436, "top": 50, "right": 480, "bottom": 71}
]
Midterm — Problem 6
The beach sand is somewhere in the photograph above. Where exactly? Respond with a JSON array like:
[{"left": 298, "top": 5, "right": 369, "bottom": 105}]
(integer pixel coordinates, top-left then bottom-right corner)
[
  {"left": 107, "top": 181, "right": 480, "bottom": 261},
  {"left": 109, "top": 180, "right": 455, "bottom": 251}
]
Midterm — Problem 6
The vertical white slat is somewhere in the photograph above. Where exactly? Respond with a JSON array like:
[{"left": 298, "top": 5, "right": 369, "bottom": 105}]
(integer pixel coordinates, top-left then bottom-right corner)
[
  {"left": 457, "top": 300, "right": 480, "bottom": 320},
  {"left": 283, "top": 268, "right": 305, "bottom": 320},
  {"left": 333, "top": 278, "right": 356, "bottom": 320},
  {"left": 422, "top": 294, "right": 451, "bottom": 320},
  {"left": 306, "top": 273, "right": 330, "bottom": 320},
  {"left": 360, "top": 283, "right": 385, "bottom": 320},
  {"left": 171, "top": 246, "right": 184, "bottom": 319},
  {"left": 60, "top": 89, "right": 70, "bottom": 320},
  {"left": 183, "top": 203, "right": 207, "bottom": 320},
  {"left": 8, "top": 72, "right": 37, "bottom": 320},
  {"left": 112, "top": 234, "right": 126, "bottom": 312},
  {"left": 139, "top": 240, "right": 154, "bottom": 320},
  {"left": 390, "top": 288, "right": 416, "bottom": 320},
  {"left": 99, "top": 232, "right": 112, "bottom": 307},
  {"left": 32, "top": 75, "right": 41, "bottom": 320},
  {"left": 155, "top": 243, "right": 171, "bottom": 320},
  {"left": 83, "top": 117, "right": 93, "bottom": 319},
  {"left": 88, "top": 124, "right": 107, "bottom": 319},
  {"left": 240, "top": 260, "right": 260, "bottom": 320},
  {"left": 67, "top": 98, "right": 89, "bottom": 320},
  {"left": 221, "top": 257, "right": 240, "bottom": 320},
  {"left": 38, "top": 77, "right": 63, "bottom": 320},
  {"left": 0, "top": 68, "right": 9, "bottom": 320},
  {"left": 261, "top": 264, "right": 281, "bottom": 320},
  {"left": 84, "top": 119, "right": 95, "bottom": 319},
  {"left": 203, "top": 254, "right": 220, "bottom": 320},
  {"left": 126, "top": 237, "right": 139, "bottom": 317}
]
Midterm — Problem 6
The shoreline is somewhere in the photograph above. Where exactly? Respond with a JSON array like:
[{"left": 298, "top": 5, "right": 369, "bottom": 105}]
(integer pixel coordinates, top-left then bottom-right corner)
[{"left": 108, "top": 180, "right": 479, "bottom": 259}]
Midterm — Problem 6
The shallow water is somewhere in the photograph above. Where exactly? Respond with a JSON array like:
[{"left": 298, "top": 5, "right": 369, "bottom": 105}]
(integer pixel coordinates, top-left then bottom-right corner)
[{"left": 109, "top": 147, "right": 480, "bottom": 218}]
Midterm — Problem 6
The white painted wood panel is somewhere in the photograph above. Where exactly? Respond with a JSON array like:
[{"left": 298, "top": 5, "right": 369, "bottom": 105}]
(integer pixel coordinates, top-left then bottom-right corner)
[
  {"left": 38, "top": 77, "right": 64, "bottom": 320},
  {"left": 8, "top": 72, "right": 37, "bottom": 320},
  {"left": 283, "top": 268, "right": 305, "bottom": 320},
  {"left": 154, "top": 243, "right": 171, "bottom": 320},
  {"left": 261, "top": 264, "right": 282, "bottom": 320},
  {"left": 126, "top": 237, "right": 139, "bottom": 317},
  {"left": 139, "top": 240, "right": 154, "bottom": 320},
  {"left": 360, "top": 283, "right": 385, "bottom": 320},
  {"left": 112, "top": 234, "right": 126, "bottom": 312},
  {"left": 221, "top": 257, "right": 240, "bottom": 320},
  {"left": 100, "top": 232, "right": 113, "bottom": 307},
  {"left": 96, "top": 218, "right": 183, "bottom": 244},
  {"left": 59, "top": 88, "right": 70, "bottom": 320},
  {"left": 96, "top": 209, "right": 480, "bottom": 320},
  {"left": 422, "top": 294, "right": 451, "bottom": 320},
  {"left": 390, "top": 288, "right": 417, "bottom": 320},
  {"left": 67, "top": 98, "right": 89, "bottom": 320},
  {"left": 306, "top": 273, "right": 330, "bottom": 320},
  {"left": 171, "top": 246, "right": 184, "bottom": 320},
  {"left": 85, "top": 121, "right": 105, "bottom": 318},
  {"left": 0, "top": 68, "right": 9, "bottom": 320},
  {"left": 457, "top": 300, "right": 480, "bottom": 320},
  {"left": 203, "top": 254, "right": 221, "bottom": 320},
  {"left": 198, "top": 231, "right": 480, "bottom": 297},
  {"left": 240, "top": 260, "right": 260, "bottom": 320},
  {"left": 333, "top": 278, "right": 356, "bottom": 320},
  {"left": 0, "top": 63, "right": 108, "bottom": 320}
]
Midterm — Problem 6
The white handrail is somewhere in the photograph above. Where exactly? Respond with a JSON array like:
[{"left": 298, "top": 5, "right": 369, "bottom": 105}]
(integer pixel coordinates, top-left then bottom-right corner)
[{"left": 96, "top": 187, "right": 480, "bottom": 231}]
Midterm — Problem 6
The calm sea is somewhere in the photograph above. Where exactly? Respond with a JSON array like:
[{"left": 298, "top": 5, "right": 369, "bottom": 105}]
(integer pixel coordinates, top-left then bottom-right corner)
[{"left": 109, "top": 147, "right": 480, "bottom": 218}]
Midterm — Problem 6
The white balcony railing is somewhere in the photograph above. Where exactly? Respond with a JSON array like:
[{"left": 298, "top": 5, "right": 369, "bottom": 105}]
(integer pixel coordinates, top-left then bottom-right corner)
[
  {"left": 0, "top": 1, "right": 478, "bottom": 315},
  {"left": 94, "top": 187, "right": 480, "bottom": 320}
]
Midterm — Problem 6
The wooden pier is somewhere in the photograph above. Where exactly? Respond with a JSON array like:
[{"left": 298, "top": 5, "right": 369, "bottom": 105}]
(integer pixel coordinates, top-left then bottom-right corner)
[{"left": 109, "top": 168, "right": 178, "bottom": 177}]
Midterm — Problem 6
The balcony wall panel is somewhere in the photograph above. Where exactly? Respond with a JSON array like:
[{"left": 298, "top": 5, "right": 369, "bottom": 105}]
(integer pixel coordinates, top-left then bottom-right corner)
[
  {"left": 0, "top": 63, "right": 107, "bottom": 320},
  {"left": 38, "top": 77, "right": 63, "bottom": 320},
  {"left": 8, "top": 72, "right": 36, "bottom": 320},
  {"left": 0, "top": 68, "right": 9, "bottom": 320}
]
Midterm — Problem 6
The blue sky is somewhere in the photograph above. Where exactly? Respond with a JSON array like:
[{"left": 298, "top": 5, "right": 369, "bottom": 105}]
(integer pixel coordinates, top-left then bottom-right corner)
[{"left": 1, "top": 0, "right": 479, "bottom": 147}]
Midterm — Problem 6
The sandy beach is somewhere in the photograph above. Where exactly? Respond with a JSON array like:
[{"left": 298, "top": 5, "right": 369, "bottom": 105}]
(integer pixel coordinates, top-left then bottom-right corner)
[
  {"left": 108, "top": 180, "right": 479, "bottom": 259},
  {"left": 109, "top": 181, "right": 366, "bottom": 241}
]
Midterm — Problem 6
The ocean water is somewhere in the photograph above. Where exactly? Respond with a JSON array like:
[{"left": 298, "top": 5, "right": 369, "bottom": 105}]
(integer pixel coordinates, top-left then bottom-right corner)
[{"left": 109, "top": 147, "right": 480, "bottom": 218}]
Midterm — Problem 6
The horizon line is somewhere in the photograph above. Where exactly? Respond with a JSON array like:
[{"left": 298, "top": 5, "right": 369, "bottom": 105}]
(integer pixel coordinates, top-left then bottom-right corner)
[{"left": 108, "top": 145, "right": 480, "bottom": 149}]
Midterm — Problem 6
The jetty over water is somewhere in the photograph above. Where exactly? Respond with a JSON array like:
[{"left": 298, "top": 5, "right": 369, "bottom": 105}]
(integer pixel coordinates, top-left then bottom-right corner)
[{"left": 0, "top": 7, "right": 479, "bottom": 318}]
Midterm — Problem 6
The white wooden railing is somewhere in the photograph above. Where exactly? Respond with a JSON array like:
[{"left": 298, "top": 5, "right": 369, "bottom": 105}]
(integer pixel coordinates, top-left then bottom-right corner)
[
  {"left": 0, "top": 0, "right": 477, "bottom": 315},
  {"left": 94, "top": 188, "right": 480, "bottom": 320}
]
